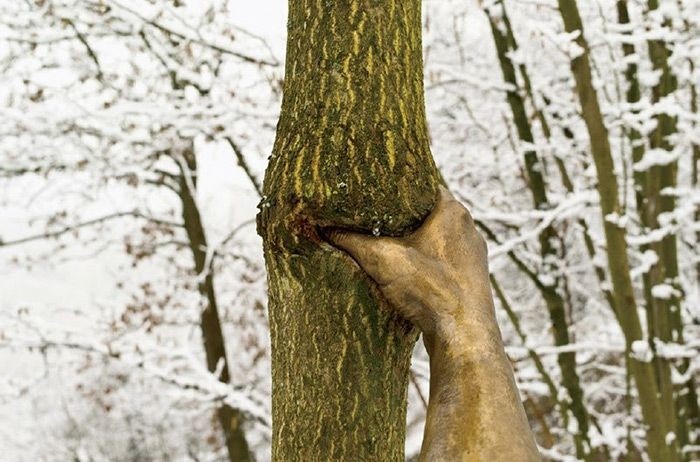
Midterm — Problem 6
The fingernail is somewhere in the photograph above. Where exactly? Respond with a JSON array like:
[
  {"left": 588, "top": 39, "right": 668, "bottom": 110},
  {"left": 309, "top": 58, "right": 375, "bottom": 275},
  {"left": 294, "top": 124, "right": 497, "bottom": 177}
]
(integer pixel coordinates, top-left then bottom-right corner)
[{"left": 320, "top": 227, "right": 343, "bottom": 244}]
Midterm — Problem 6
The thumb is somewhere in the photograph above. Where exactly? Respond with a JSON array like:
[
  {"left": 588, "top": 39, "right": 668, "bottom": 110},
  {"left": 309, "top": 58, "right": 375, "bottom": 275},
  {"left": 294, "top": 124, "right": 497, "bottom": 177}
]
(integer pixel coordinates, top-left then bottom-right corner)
[
  {"left": 326, "top": 229, "right": 406, "bottom": 282},
  {"left": 326, "top": 229, "right": 373, "bottom": 254}
]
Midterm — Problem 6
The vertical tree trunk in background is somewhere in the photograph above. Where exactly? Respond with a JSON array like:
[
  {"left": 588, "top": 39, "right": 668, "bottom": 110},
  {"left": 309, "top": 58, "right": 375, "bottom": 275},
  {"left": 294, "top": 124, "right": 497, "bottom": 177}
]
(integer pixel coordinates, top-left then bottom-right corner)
[
  {"left": 643, "top": 1, "right": 682, "bottom": 440},
  {"left": 643, "top": 2, "right": 700, "bottom": 451},
  {"left": 680, "top": 13, "right": 700, "bottom": 449},
  {"left": 258, "top": 2, "right": 441, "bottom": 460},
  {"left": 555, "top": 1, "right": 680, "bottom": 460},
  {"left": 616, "top": 1, "right": 680, "bottom": 447},
  {"left": 615, "top": 4, "right": 670, "bottom": 456},
  {"left": 616, "top": 0, "right": 651, "bottom": 304},
  {"left": 693, "top": 64, "right": 700, "bottom": 297},
  {"left": 485, "top": 4, "right": 592, "bottom": 458},
  {"left": 691, "top": 70, "right": 700, "bottom": 452},
  {"left": 176, "top": 145, "right": 252, "bottom": 462}
]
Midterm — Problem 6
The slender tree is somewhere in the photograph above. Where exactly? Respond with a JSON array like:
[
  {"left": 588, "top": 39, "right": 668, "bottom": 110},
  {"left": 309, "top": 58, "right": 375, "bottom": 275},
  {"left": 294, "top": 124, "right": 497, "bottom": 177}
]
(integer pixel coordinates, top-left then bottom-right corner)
[
  {"left": 617, "top": 2, "right": 699, "bottom": 453},
  {"left": 642, "top": 1, "right": 681, "bottom": 437},
  {"left": 176, "top": 143, "right": 252, "bottom": 462},
  {"left": 556, "top": 0, "right": 680, "bottom": 460},
  {"left": 616, "top": 0, "right": 656, "bottom": 335},
  {"left": 258, "top": 2, "right": 441, "bottom": 460},
  {"left": 676, "top": 7, "right": 700, "bottom": 451},
  {"left": 484, "top": 3, "right": 592, "bottom": 458}
]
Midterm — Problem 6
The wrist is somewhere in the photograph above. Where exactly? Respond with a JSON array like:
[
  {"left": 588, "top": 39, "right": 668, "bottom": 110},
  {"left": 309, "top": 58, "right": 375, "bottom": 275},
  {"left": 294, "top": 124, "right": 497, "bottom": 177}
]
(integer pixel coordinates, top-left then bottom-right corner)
[{"left": 423, "top": 297, "right": 504, "bottom": 365}]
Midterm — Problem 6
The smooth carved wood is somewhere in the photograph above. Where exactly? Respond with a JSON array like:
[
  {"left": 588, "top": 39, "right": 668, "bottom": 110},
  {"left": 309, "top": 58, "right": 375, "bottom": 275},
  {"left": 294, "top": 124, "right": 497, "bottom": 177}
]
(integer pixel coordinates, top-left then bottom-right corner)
[{"left": 257, "top": 1, "right": 440, "bottom": 460}]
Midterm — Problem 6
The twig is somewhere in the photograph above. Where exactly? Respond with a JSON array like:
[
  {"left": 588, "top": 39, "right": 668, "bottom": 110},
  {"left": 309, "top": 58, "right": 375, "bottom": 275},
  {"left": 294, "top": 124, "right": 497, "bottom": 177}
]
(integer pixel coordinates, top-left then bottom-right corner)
[
  {"left": 0, "top": 211, "right": 183, "bottom": 247},
  {"left": 409, "top": 370, "right": 428, "bottom": 410},
  {"left": 64, "top": 18, "right": 104, "bottom": 81},
  {"left": 225, "top": 136, "right": 263, "bottom": 198},
  {"left": 107, "top": 0, "right": 279, "bottom": 66}
]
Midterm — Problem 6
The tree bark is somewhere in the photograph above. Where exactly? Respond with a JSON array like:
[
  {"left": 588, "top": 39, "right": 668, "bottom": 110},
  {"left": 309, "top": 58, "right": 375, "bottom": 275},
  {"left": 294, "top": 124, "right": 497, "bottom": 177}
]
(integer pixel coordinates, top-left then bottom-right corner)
[
  {"left": 643, "top": 0, "right": 680, "bottom": 432},
  {"left": 616, "top": 0, "right": 657, "bottom": 346},
  {"left": 258, "top": 2, "right": 440, "bottom": 460}
]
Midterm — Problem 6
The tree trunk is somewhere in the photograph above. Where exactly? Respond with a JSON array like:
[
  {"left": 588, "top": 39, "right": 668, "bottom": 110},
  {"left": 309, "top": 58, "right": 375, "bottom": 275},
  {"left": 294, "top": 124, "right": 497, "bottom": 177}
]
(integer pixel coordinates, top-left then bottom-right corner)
[
  {"left": 616, "top": 0, "right": 657, "bottom": 344},
  {"left": 617, "top": 1, "right": 698, "bottom": 453},
  {"left": 555, "top": 1, "right": 680, "bottom": 460},
  {"left": 485, "top": 4, "right": 592, "bottom": 458},
  {"left": 643, "top": 0, "right": 680, "bottom": 433},
  {"left": 176, "top": 144, "right": 252, "bottom": 462},
  {"left": 258, "top": 2, "right": 441, "bottom": 460},
  {"left": 678, "top": 12, "right": 700, "bottom": 450},
  {"left": 642, "top": 3, "right": 700, "bottom": 452},
  {"left": 694, "top": 67, "right": 700, "bottom": 296}
]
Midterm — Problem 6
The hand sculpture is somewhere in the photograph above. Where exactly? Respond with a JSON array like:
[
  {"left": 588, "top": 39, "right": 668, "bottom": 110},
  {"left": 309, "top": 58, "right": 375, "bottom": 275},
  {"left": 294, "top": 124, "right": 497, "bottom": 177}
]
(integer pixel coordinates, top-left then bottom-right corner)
[{"left": 329, "top": 186, "right": 541, "bottom": 462}]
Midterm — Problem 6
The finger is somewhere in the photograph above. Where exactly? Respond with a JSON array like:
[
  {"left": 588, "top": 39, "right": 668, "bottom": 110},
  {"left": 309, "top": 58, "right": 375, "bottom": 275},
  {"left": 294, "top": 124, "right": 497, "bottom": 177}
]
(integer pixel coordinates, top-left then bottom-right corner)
[
  {"left": 436, "top": 185, "right": 474, "bottom": 223},
  {"left": 408, "top": 186, "right": 467, "bottom": 240}
]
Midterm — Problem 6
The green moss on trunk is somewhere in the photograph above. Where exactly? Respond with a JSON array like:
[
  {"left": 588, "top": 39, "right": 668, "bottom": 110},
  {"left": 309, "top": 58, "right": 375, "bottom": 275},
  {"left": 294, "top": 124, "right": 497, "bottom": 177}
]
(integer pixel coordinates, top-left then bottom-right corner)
[{"left": 258, "top": 1, "right": 440, "bottom": 460}]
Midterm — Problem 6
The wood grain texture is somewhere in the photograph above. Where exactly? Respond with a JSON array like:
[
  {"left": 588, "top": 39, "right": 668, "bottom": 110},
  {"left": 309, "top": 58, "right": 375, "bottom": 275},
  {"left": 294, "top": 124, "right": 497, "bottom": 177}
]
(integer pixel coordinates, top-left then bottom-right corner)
[{"left": 257, "top": 1, "right": 440, "bottom": 460}]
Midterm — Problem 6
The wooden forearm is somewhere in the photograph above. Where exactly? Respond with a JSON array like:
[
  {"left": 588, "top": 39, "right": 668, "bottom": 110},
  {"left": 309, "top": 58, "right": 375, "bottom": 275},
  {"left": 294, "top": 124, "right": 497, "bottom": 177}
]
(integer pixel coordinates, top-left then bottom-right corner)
[
  {"left": 421, "top": 298, "right": 541, "bottom": 461},
  {"left": 329, "top": 187, "right": 541, "bottom": 460}
]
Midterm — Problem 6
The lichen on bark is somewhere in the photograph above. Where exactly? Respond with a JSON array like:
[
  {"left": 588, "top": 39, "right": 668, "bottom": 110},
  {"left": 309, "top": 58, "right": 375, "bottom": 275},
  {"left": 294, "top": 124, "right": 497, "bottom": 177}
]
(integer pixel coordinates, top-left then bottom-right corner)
[{"left": 257, "top": 1, "right": 440, "bottom": 460}]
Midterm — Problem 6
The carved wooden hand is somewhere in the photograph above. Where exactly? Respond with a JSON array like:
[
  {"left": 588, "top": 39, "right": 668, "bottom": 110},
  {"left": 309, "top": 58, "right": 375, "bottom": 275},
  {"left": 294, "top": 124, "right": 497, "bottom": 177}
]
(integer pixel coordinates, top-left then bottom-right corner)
[{"left": 329, "top": 186, "right": 541, "bottom": 462}]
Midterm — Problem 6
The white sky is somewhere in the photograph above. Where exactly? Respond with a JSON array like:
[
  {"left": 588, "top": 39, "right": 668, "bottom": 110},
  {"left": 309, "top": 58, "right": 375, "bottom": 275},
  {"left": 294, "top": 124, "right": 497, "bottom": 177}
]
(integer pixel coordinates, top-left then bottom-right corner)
[{"left": 233, "top": 0, "right": 288, "bottom": 54}]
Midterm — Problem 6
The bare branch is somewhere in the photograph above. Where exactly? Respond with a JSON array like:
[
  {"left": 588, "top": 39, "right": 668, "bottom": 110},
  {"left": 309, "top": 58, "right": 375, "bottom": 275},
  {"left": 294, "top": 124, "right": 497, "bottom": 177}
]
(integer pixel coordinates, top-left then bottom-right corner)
[
  {"left": 64, "top": 18, "right": 104, "bottom": 81},
  {"left": 0, "top": 211, "right": 183, "bottom": 247},
  {"left": 225, "top": 137, "right": 263, "bottom": 198},
  {"left": 106, "top": 0, "right": 279, "bottom": 66}
]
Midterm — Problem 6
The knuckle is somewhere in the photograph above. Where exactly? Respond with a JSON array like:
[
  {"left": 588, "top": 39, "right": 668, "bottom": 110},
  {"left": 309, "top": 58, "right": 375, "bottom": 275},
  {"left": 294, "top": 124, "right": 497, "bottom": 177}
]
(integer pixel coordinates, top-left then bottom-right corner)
[
  {"left": 469, "top": 227, "right": 488, "bottom": 255},
  {"left": 478, "top": 232, "right": 488, "bottom": 257},
  {"left": 457, "top": 204, "right": 475, "bottom": 223}
]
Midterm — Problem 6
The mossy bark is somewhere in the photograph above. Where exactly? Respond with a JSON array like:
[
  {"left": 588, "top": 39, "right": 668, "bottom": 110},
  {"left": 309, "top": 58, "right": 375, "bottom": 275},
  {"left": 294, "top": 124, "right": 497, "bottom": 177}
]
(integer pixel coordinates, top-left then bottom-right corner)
[{"left": 258, "top": 1, "right": 440, "bottom": 460}]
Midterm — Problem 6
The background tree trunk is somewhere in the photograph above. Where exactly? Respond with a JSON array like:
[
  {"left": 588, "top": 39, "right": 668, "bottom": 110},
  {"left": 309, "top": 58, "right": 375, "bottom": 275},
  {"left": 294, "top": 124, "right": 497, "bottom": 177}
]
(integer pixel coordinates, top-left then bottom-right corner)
[
  {"left": 176, "top": 144, "right": 252, "bottom": 462},
  {"left": 258, "top": 1, "right": 441, "bottom": 460},
  {"left": 556, "top": 1, "right": 680, "bottom": 460},
  {"left": 485, "top": 5, "right": 592, "bottom": 458}
]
